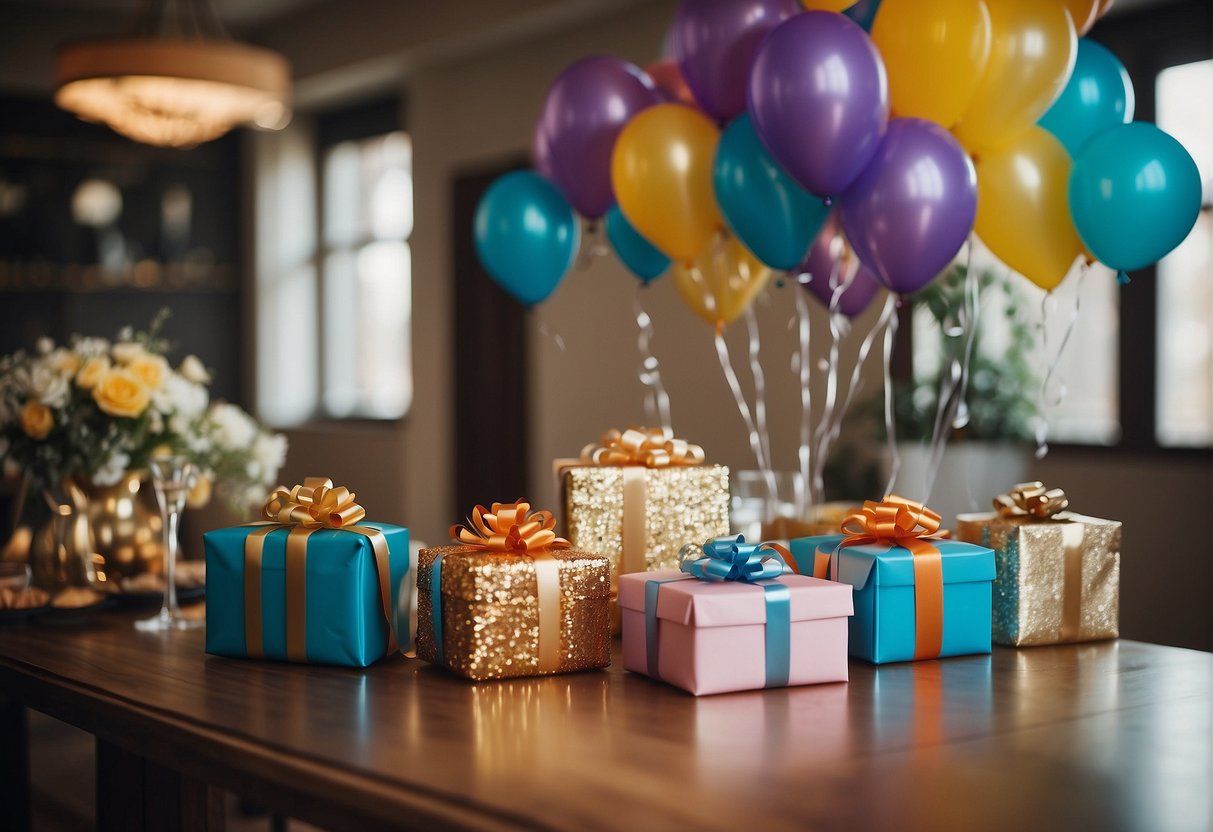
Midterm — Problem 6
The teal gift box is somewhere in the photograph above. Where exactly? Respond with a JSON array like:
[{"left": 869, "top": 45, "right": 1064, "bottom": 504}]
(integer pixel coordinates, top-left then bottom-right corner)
[
  {"left": 789, "top": 533, "right": 995, "bottom": 664},
  {"left": 204, "top": 521, "right": 411, "bottom": 667}
]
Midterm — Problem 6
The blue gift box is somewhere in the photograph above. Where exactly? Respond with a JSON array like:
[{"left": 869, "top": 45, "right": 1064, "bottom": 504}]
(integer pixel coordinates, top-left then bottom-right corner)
[
  {"left": 789, "top": 534, "right": 995, "bottom": 664},
  {"left": 204, "top": 522, "right": 410, "bottom": 667}
]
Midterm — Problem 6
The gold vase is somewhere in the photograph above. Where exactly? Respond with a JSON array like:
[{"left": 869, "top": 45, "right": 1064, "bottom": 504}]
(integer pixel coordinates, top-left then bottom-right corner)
[{"left": 31, "top": 472, "right": 164, "bottom": 590}]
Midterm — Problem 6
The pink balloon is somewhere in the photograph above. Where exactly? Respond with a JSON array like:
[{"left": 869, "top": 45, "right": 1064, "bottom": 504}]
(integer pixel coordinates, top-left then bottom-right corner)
[{"left": 839, "top": 119, "right": 977, "bottom": 295}]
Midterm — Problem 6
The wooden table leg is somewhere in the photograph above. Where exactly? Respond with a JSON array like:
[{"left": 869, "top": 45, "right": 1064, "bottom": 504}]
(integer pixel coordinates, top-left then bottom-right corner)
[
  {"left": 96, "top": 738, "right": 225, "bottom": 832},
  {"left": 0, "top": 696, "right": 30, "bottom": 832}
]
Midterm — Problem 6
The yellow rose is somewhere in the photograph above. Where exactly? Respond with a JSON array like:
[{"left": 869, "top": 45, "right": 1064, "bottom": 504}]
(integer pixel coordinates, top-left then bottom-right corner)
[
  {"left": 75, "top": 356, "right": 110, "bottom": 389},
  {"left": 92, "top": 368, "right": 151, "bottom": 418},
  {"left": 186, "top": 475, "right": 213, "bottom": 509},
  {"left": 20, "top": 401, "right": 54, "bottom": 440},
  {"left": 51, "top": 349, "right": 81, "bottom": 375},
  {"left": 127, "top": 354, "right": 169, "bottom": 390}
]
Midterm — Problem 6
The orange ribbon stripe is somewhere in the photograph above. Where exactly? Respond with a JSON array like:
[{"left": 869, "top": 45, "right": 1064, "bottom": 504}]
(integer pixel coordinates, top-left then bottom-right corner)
[
  {"left": 579, "top": 426, "right": 706, "bottom": 469},
  {"left": 839, "top": 495, "right": 947, "bottom": 660}
]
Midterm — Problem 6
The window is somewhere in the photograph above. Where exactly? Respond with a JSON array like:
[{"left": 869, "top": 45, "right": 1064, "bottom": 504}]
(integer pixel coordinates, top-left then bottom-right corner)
[{"left": 254, "top": 97, "right": 412, "bottom": 426}]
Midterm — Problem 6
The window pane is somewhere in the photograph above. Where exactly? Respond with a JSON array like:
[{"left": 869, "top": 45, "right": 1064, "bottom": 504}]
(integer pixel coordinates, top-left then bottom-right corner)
[
  {"left": 355, "top": 240, "right": 411, "bottom": 418},
  {"left": 1156, "top": 60, "right": 1213, "bottom": 447},
  {"left": 323, "top": 141, "right": 362, "bottom": 248}
]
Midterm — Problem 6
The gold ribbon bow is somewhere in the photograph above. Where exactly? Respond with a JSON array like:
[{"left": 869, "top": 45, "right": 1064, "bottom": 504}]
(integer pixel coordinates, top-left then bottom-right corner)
[
  {"left": 994, "top": 482, "right": 1069, "bottom": 520},
  {"left": 449, "top": 499, "right": 570, "bottom": 554},
  {"left": 579, "top": 427, "right": 705, "bottom": 468},
  {"left": 443, "top": 499, "right": 567, "bottom": 673},
  {"left": 244, "top": 477, "right": 397, "bottom": 662},
  {"left": 833, "top": 495, "right": 947, "bottom": 661}
]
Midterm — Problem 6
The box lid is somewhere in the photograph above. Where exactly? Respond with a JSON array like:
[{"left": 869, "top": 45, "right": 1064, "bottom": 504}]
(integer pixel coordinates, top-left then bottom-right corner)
[
  {"left": 617, "top": 570, "right": 853, "bottom": 628},
  {"left": 789, "top": 534, "right": 995, "bottom": 591}
]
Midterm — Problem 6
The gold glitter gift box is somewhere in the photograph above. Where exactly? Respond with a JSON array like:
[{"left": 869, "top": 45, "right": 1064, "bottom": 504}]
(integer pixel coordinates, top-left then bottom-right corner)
[
  {"left": 956, "top": 483, "right": 1121, "bottom": 647},
  {"left": 416, "top": 501, "right": 611, "bottom": 681},
  {"left": 557, "top": 428, "right": 731, "bottom": 628}
]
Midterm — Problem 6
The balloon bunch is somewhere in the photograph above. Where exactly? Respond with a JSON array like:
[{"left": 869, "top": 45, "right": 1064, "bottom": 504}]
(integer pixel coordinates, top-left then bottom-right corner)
[{"left": 472, "top": 0, "right": 1204, "bottom": 505}]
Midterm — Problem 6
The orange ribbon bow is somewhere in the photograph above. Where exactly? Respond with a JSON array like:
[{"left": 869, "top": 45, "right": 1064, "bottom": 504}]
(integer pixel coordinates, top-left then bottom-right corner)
[
  {"left": 245, "top": 477, "right": 397, "bottom": 662},
  {"left": 839, "top": 495, "right": 947, "bottom": 661},
  {"left": 994, "top": 482, "right": 1069, "bottom": 520},
  {"left": 449, "top": 499, "right": 570, "bottom": 554},
  {"left": 579, "top": 427, "right": 705, "bottom": 468}
]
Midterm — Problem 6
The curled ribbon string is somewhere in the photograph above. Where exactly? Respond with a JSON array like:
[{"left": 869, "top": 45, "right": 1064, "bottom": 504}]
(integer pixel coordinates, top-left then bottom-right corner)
[
  {"left": 839, "top": 495, "right": 946, "bottom": 660},
  {"left": 580, "top": 427, "right": 705, "bottom": 469},
  {"left": 994, "top": 482, "right": 1069, "bottom": 520},
  {"left": 449, "top": 499, "right": 570, "bottom": 554},
  {"left": 678, "top": 535, "right": 790, "bottom": 583},
  {"left": 247, "top": 477, "right": 398, "bottom": 661}
]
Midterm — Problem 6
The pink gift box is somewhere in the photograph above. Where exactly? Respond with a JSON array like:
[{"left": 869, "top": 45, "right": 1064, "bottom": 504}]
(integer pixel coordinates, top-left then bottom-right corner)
[{"left": 619, "top": 570, "right": 853, "bottom": 696}]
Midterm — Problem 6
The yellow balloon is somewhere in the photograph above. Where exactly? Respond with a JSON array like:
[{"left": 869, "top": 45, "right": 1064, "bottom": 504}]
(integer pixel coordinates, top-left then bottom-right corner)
[
  {"left": 952, "top": 0, "right": 1077, "bottom": 153},
  {"left": 611, "top": 103, "right": 723, "bottom": 264},
  {"left": 1061, "top": 0, "right": 1100, "bottom": 35},
  {"left": 673, "top": 234, "right": 771, "bottom": 328},
  {"left": 801, "top": 0, "right": 855, "bottom": 10},
  {"left": 974, "top": 126, "right": 1082, "bottom": 291},
  {"left": 872, "top": 0, "right": 992, "bottom": 129}
]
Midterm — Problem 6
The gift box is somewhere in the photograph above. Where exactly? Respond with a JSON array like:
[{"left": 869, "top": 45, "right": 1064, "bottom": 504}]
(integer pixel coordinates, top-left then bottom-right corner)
[
  {"left": 416, "top": 500, "right": 612, "bottom": 681},
  {"left": 956, "top": 482, "right": 1120, "bottom": 646},
  {"left": 557, "top": 428, "right": 731, "bottom": 628},
  {"left": 789, "top": 497, "right": 995, "bottom": 664},
  {"left": 620, "top": 536, "right": 852, "bottom": 695},
  {"left": 204, "top": 478, "right": 411, "bottom": 668}
]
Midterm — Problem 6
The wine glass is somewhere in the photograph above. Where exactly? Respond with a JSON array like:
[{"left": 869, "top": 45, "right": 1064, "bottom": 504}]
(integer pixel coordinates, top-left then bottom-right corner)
[{"left": 135, "top": 455, "right": 203, "bottom": 632}]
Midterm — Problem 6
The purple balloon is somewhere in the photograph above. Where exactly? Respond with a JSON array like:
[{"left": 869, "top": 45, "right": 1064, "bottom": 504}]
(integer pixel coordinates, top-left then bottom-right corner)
[
  {"left": 747, "top": 12, "right": 889, "bottom": 198},
  {"left": 672, "top": 0, "right": 800, "bottom": 123},
  {"left": 799, "top": 221, "right": 882, "bottom": 318},
  {"left": 532, "top": 124, "right": 554, "bottom": 181},
  {"left": 536, "top": 56, "right": 661, "bottom": 219},
  {"left": 839, "top": 119, "right": 977, "bottom": 295}
]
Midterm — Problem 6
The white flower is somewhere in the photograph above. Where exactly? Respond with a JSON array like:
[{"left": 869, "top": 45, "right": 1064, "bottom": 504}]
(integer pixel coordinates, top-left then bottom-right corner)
[
  {"left": 246, "top": 459, "right": 262, "bottom": 481},
  {"left": 153, "top": 373, "right": 208, "bottom": 418},
  {"left": 36, "top": 337, "right": 53, "bottom": 355},
  {"left": 29, "top": 361, "right": 69, "bottom": 408},
  {"left": 93, "top": 451, "right": 130, "bottom": 487},
  {"left": 251, "top": 432, "right": 287, "bottom": 483},
  {"left": 73, "top": 337, "right": 110, "bottom": 358},
  {"left": 117, "top": 326, "right": 133, "bottom": 341},
  {"left": 179, "top": 355, "right": 211, "bottom": 385},
  {"left": 207, "top": 402, "right": 258, "bottom": 450},
  {"left": 111, "top": 341, "right": 145, "bottom": 363},
  {"left": 148, "top": 409, "right": 164, "bottom": 434}
]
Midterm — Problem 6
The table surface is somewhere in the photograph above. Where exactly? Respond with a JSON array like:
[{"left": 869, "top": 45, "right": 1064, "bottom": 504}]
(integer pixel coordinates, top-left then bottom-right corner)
[{"left": 1, "top": 610, "right": 1211, "bottom": 832}]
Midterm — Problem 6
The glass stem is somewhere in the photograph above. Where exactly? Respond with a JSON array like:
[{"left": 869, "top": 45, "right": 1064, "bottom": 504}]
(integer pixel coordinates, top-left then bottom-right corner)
[{"left": 162, "top": 507, "right": 180, "bottom": 619}]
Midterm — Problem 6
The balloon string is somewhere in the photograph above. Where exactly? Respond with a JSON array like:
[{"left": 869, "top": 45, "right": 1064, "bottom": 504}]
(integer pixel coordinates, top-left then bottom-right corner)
[
  {"left": 793, "top": 287, "right": 813, "bottom": 518},
  {"left": 1034, "top": 262, "right": 1088, "bottom": 459},
  {"left": 634, "top": 285, "right": 673, "bottom": 438},
  {"left": 574, "top": 218, "right": 608, "bottom": 270},
  {"left": 882, "top": 297, "right": 902, "bottom": 499},
  {"left": 810, "top": 254, "right": 859, "bottom": 507},
  {"left": 715, "top": 329, "right": 772, "bottom": 505},
  {"left": 922, "top": 248, "right": 981, "bottom": 504},
  {"left": 744, "top": 305, "right": 773, "bottom": 481},
  {"left": 536, "top": 315, "right": 566, "bottom": 352}
]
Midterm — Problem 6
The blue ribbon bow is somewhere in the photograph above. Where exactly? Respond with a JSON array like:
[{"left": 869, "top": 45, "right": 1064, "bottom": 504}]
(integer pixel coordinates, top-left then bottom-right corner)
[
  {"left": 678, "top": 535, "right": 789, "bottom": 583},
  {"left": 646, "top": 535, "right": 792, "bottom": 690}
]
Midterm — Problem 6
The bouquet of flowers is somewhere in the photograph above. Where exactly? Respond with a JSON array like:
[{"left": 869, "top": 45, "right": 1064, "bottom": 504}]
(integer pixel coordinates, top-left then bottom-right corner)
[{"left": 0, "top": 316, "right": 286, "bottom": 511}]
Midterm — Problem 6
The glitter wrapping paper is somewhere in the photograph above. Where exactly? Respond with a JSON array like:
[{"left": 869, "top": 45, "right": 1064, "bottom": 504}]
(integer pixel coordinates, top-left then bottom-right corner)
[
  {"left": 416, "top": 545, "right": 611, "bottom": 681},
  {"left": 560, "top": 464, "right": 731, "bottom": 627},
  {"left": 956, "top": 512, "right": 1120, "bottom": 646}
]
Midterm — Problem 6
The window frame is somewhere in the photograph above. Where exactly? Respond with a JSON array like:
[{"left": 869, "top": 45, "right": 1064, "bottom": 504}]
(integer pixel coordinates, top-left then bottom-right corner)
[{"left": 311, "top": 95, "right": 411, "bottom": 425}]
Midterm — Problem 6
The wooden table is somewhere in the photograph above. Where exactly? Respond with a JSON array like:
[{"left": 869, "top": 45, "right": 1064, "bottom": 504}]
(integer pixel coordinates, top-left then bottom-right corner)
[{"left": 1, "top": 609, "right": 1210, "bottom": 832}]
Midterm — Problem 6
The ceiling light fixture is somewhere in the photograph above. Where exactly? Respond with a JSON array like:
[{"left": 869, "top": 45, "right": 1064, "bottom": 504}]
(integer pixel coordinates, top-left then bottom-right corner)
[{"left": 55, "top": 0, "right": 292, "bottom": 149}]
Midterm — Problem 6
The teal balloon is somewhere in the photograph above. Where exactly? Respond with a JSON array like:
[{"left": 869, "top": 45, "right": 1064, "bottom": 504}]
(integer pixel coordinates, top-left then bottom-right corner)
[
  {"left": 1039, "top": 40, "right": 1134, "bottom": 157},
  {"left": 606, "top": 204, "right": 669, "bottom": 283},
  {"left": 1069, "top": 122, "right": 1202, "bottom": 272},
  {"left": 844, "top": 0, "right": 881, "bottom": 32},
  {"left": 474, "top": 171, "right": 578, "bottom": 306},
  {"left": 713, "top": 113, "right": 829, "bottom": 270}
]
